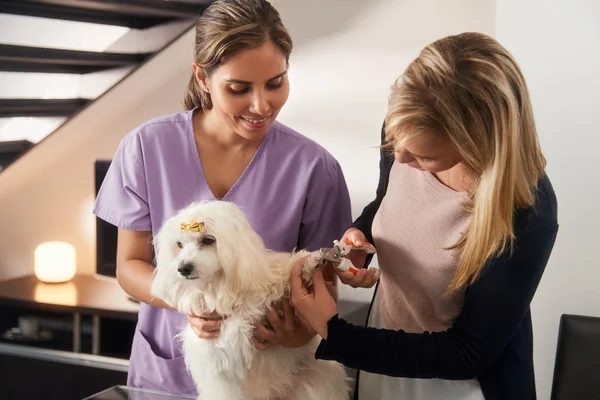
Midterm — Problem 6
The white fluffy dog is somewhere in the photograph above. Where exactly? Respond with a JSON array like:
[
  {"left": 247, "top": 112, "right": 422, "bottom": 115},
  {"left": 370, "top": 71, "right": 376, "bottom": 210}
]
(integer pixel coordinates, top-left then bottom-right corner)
[{"left": 150, "top": 201, "right": 351, "bottom": 400}]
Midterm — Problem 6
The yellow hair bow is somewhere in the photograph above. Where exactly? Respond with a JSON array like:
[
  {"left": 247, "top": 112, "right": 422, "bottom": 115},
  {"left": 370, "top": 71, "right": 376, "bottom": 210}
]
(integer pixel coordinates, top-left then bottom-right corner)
[{"left": 180, "top": 220, "right": 204, "bottom": 232}]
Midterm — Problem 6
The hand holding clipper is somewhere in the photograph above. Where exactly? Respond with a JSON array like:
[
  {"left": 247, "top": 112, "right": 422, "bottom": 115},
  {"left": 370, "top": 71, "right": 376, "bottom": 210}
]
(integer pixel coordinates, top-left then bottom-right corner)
[{"left": 318, "top": 239, "right": 378, "bottom": 276}]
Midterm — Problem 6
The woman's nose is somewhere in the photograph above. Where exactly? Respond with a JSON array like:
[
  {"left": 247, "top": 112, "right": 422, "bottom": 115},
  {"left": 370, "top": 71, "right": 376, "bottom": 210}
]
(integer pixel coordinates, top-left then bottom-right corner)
[
  {"left": 249, "top": 90, "right": 270, "bottom": 115},
  {"left": 395, "top": 150, "right": 413, "bottom": 164}
]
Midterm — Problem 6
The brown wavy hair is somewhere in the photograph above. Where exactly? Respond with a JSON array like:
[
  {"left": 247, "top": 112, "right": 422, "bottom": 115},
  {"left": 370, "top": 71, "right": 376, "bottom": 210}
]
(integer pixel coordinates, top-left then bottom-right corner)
[{"left": 183, "top": 0, "right": 293, "bottom": 111}]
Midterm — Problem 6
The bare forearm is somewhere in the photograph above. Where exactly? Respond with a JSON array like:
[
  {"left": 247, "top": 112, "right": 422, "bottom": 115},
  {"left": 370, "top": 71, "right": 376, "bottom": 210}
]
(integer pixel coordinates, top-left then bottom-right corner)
[{"left": 117, "top": 259, "right": 173, "bottom": 309}]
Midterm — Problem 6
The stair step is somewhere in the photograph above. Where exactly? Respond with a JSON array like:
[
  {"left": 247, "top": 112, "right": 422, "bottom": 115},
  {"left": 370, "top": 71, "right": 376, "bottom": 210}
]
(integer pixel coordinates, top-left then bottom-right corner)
[
  {"left": 0, "top": 99, "right": 90, "bottom": 118},
  {"left": 0, "top": 0, "right": 204, "bottom": 29},
  {"left": 0, "top": 44, "right": 150, "bottom": 74}
]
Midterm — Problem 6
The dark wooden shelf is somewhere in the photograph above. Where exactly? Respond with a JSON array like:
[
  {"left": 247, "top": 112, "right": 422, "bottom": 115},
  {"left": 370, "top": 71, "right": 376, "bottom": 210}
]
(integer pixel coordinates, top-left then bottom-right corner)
[{"left": 0, "top": 274, "right": 139, "bottom": 321}]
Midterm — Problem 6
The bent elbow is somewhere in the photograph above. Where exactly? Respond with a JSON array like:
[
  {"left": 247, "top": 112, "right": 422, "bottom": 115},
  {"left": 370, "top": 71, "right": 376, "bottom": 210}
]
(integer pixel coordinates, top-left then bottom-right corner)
[
  {"left": 443, "top": 356, "right": 494, "bottom": 380},
  {"left": 115, "top": 258, "right": 130, "bottom": 293},
  {"left": 450, "top": 368, "right": 480, "bottom": 380}
]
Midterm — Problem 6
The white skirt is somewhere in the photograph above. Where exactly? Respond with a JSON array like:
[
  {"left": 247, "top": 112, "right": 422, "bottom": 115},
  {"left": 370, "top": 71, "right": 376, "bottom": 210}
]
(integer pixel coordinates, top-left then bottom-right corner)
[{"left": 358, "top": 295, "right": 486, "bottom": 400}]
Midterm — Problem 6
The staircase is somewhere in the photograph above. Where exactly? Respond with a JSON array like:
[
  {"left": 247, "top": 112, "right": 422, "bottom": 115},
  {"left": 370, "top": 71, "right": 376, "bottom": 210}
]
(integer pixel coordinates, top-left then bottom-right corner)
[{"left": 0, "top": 0, "right": 211, "bottom": 171}]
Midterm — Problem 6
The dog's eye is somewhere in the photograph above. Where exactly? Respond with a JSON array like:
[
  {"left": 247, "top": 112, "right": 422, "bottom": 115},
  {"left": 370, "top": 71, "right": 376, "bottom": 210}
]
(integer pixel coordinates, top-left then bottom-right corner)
[
  {"left": 176, "top": 241, "right": 183, "bottom": 249},
  {"left": 201, "top": 236, "right": 215, "bottom": 246}
]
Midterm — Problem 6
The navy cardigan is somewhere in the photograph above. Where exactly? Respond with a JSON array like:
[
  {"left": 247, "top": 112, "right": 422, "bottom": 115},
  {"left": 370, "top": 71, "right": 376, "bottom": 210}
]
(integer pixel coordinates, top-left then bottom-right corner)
[{"left": 315, "top": 125, "right": 559, "bottom": 400}]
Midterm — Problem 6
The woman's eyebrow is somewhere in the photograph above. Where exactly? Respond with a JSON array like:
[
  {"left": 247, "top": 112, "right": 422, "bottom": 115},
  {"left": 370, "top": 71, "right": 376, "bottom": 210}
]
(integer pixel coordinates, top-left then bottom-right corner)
[
  {"left": 225, "top": 70, "right": 287, "bottom": 85},
  {"left": 408, "top": 151, "right": 436, "bottom": 159}
]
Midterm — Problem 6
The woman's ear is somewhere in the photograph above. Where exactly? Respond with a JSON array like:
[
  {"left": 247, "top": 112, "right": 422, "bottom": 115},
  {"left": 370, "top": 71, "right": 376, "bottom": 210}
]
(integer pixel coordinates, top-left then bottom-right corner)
[{"left": 192, "top": 63, "right": 210, "bottom": 93}]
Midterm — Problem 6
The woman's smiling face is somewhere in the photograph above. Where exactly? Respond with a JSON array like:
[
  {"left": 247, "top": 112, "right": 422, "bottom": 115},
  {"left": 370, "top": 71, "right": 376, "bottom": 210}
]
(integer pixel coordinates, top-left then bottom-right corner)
[{"left": 195, "top": 40, "right": 290, "bottom": 141}]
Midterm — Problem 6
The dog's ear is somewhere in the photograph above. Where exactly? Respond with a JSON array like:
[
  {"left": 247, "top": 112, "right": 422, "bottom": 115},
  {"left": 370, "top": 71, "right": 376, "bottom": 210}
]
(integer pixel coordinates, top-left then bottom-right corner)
[
  {"left": 215, "top": 213, "right": 273, "bottom": 297},
  {"left": 150, "top": 216, "right": 178, "bottom": 304}
]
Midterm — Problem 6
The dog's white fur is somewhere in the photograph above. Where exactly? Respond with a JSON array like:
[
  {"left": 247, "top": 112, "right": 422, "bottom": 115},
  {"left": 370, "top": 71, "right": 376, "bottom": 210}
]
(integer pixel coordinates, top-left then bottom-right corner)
[{"left": 150, "top": 201, "right": 351, "bottom": 400}]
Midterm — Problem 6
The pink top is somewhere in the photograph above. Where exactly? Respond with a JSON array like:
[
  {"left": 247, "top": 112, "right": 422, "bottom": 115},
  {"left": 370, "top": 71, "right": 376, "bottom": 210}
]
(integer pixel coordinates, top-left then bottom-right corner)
[
  {"left": 372, "top": 161, "right": 472, "bottom": 333},
  {"left": 358, "top": 161, "right": 485, "bottom": 399}
]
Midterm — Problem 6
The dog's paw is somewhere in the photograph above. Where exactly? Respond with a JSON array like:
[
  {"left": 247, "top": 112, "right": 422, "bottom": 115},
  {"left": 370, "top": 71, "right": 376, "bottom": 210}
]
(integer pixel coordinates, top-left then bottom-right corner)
[{"left": 301, "top": 254, "right": 321, "bottom": 284}]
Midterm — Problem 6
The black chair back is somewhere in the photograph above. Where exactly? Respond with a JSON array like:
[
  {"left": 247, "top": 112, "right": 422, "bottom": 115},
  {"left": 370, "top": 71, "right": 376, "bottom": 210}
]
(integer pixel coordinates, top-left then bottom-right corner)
[{"left": 551, "top": 314, "right": 600, "bottom": 400}]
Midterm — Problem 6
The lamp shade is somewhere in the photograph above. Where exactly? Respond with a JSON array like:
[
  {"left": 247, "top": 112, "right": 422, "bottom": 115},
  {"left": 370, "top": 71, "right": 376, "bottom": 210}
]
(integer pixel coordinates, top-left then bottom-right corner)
[{"left": 34, "top": 241, "right": 76, "bottom": 283}]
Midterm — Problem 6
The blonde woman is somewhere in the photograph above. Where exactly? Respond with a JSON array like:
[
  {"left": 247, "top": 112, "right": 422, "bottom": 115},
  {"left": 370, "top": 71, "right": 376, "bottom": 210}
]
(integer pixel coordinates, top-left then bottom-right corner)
[
  {"left": 94, "top": 0, "right": 351, "bottom": 395},
  {"left": 291, "top": 32, "right": 558, "bottom": 400}
]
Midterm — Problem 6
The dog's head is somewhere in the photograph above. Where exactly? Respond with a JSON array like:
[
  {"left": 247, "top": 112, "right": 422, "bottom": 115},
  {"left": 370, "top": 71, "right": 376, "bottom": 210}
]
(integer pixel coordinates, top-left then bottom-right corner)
[{"left": 150, "top": 201, "right": 272, "bottom": 316}]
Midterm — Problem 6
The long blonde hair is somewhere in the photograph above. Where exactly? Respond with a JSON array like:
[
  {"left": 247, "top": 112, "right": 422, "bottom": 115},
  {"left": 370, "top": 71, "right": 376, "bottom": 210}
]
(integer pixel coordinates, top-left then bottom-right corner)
[
  {"left": 385, "top": 32, "right": 546, "bottom": 293},
  {"left": 183, "top": 0, "right": 293, "bottom": 111}
]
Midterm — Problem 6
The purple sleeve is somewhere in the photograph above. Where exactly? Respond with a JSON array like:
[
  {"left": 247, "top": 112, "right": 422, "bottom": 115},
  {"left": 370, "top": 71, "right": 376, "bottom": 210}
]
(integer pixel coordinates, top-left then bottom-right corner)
[
  {"left": 92, "top": 134, "right": 152, "bottom": 231},
  {"left": 298, "top": 156, "right": 352, "bottom": 252}
]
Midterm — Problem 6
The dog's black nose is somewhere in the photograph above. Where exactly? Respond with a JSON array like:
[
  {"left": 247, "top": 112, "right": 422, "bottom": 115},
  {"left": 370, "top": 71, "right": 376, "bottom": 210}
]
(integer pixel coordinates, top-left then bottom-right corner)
[{"left": 178, "top": 263, "right": 195, "bottom": 277}]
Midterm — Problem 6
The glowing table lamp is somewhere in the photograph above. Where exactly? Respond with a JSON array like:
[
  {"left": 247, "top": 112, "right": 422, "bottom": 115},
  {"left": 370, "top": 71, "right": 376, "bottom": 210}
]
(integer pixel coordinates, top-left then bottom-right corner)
[{"left": 34, "top": 241, "right": 77, "bottom": 283}]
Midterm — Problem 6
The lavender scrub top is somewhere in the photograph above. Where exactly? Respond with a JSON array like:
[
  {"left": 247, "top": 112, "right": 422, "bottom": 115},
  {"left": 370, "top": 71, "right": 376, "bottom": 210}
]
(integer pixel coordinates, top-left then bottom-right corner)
[{"left": 92, "top": 110, "right": 352, "bottom": 395}]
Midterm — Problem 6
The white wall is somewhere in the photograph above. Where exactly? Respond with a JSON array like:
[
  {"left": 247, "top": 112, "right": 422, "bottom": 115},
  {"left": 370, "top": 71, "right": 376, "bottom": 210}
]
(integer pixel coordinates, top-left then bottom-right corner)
[
  {"left": 274, "top": 0, "right": 496, "bottom": 301},
  {"left": 496, "top": 1, "right": 600, "bottom": 398}
]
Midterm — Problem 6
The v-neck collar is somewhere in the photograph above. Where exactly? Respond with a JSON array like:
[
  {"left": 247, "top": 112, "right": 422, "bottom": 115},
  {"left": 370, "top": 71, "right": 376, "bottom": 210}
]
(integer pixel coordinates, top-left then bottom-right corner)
[{"left": 187, "top": 109, "right": 273, "bottom": 201}]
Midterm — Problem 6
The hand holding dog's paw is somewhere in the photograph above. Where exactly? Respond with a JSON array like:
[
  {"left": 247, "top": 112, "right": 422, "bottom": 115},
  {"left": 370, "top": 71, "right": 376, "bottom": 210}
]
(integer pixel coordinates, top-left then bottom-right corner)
[
  {"left": 301, "top": 255, "right": 321, "bottom": 283},
  {"left": 187, "top": 312, "right": 224, "bottom": 339},
  {"left": 290, "top": 257, "right": 337, "bottom": 340},
  {"left": 253, "top": 299, "right": 315, "bottom": 349}
]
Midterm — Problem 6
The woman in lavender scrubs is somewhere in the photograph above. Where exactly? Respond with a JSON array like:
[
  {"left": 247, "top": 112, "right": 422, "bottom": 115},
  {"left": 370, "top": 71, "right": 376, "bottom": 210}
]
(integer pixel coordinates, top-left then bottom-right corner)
[{"left": 93, "top": 0, "right": 351, "bottom": 395}]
